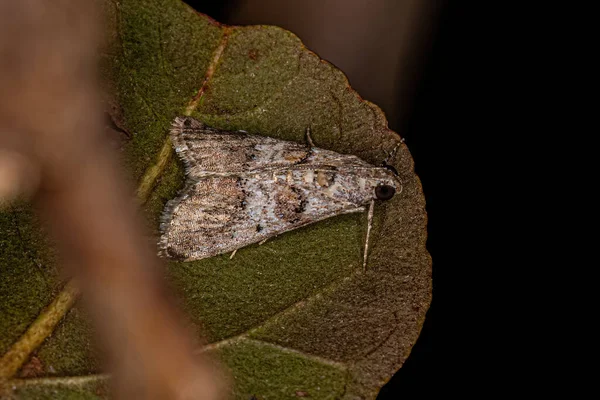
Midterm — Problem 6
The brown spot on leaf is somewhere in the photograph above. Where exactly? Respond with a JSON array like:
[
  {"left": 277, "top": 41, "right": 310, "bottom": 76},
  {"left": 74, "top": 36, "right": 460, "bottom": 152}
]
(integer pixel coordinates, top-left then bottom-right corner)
[
  {"left": 18, "top": 355, "right": 44, "bottom": 378},
  {"left": 248, "top": 48, "right": 259, "bottom": 60},
  {"left": 295, "top": 390, "right": 309, "bottom": 397}
]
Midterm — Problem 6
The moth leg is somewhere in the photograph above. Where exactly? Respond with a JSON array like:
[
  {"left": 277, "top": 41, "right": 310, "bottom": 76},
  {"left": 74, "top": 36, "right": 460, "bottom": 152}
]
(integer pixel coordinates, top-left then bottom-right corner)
[
  {"left": 229, "top": 249, "right": 237, "bottom": 260},
  {"left": 305, "top": 126, "right": 315, "bottom": 148},
  {"left": 258, "top": 238, "right": 269, "bottom": 246},
  {"left": 363, "top": 199, "right": 375, "bottom": 271}
]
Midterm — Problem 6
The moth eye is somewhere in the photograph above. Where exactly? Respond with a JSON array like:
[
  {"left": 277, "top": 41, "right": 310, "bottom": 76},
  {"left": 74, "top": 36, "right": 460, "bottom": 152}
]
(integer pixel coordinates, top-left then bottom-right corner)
[
  {"left": 183, "top": 118, "right": 192, "bottom": 127},
  {"left": 375, "top": 184, "right": 396, "bottom": 201}
]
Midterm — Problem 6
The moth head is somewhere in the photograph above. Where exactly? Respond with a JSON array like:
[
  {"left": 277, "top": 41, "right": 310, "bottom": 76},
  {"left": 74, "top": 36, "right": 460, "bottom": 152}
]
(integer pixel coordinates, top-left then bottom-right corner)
[{"left": 371, "top": 166, "right": 402, "bottom": 202}]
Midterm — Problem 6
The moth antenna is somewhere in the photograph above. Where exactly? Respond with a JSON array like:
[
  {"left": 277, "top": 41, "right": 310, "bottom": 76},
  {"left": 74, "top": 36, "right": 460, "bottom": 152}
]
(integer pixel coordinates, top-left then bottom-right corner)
[
  {"left": 229, "top": 249, "right": 237, "bottom": 260},
  {"left": 305, "top": 126, "right": 315, "bottom": 148},
  {"left": 382, "top": 140, "right": 403, "bottom": 166},
  {"left": 363, "top": 199, "right": 375, "bottom": 271}
]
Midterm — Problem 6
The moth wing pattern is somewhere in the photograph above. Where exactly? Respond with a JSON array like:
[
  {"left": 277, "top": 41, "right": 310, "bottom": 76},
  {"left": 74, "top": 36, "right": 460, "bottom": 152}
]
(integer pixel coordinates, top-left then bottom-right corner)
[
  {"left": 159, "top": 116, "right": 401, "bottom": 262},
  {"left": 170, "top": 116, "right": 379, "bottom": 177},
  {"left": 158, "top": 169, "right": 364, "bottom": 261},
  {"left": 170, "top": 116, "right": 312, "bottom": 178}
]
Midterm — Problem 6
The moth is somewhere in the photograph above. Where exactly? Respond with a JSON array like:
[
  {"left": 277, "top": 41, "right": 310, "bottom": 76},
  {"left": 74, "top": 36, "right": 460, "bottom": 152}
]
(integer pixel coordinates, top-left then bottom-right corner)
[{"left": 158, "top": 116, "right": 402, "bottom": 269}]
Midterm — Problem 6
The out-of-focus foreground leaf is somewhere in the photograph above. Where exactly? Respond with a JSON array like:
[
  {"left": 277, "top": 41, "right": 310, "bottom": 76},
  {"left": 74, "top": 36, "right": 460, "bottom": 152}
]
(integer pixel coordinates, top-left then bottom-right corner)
[{"left": 0, "top": 0, "right": 430, "bottom": 398}]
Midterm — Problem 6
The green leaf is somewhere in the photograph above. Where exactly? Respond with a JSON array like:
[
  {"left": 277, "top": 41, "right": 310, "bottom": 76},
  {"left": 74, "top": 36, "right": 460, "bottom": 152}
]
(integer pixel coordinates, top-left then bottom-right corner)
[{"left": 0, "top": 0, "right": 430, "bottom": 398}]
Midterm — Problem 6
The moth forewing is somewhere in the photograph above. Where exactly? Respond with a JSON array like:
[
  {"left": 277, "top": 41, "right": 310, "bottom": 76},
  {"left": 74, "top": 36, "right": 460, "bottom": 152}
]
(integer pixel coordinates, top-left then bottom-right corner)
[
  {"left": 158, "top": 116, "right": 402, "bottom": 264},
  {"left": 170, "top": 116, "right": 312, "bottom": 178}
]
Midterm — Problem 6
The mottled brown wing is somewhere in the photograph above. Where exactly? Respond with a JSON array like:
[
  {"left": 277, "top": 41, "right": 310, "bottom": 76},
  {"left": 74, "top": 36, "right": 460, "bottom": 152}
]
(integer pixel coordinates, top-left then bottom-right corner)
[
  {"left": 160, "top": 117, "right": 398, "bottom": 261},
  {"left": 170, "top": 117, "right": 378, "bottom": 179},
  {"left": 158, "top": 169, "right": 364, "bottom": 261},
  {"left": 171, "top": 116, "right": 311, "bottom": 178}
]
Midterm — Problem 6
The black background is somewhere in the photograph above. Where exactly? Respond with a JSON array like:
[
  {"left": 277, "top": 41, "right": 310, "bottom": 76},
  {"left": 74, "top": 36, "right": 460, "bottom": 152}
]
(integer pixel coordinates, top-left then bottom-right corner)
[{"left": 180, "top": 0, "right": 472, "bottom": 396}]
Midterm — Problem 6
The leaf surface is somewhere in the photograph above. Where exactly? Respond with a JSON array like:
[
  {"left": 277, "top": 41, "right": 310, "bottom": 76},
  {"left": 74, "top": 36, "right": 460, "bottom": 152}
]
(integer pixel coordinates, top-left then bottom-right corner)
[{"left": 0, "top": 1, "right": 430, "bottom": 398}]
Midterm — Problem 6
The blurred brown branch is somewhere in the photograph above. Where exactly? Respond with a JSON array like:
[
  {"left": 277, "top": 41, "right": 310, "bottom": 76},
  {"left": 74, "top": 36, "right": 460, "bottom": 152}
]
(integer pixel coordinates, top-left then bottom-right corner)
[{"left": 0, "top": 1, "right": 227, "bottom": 398}]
